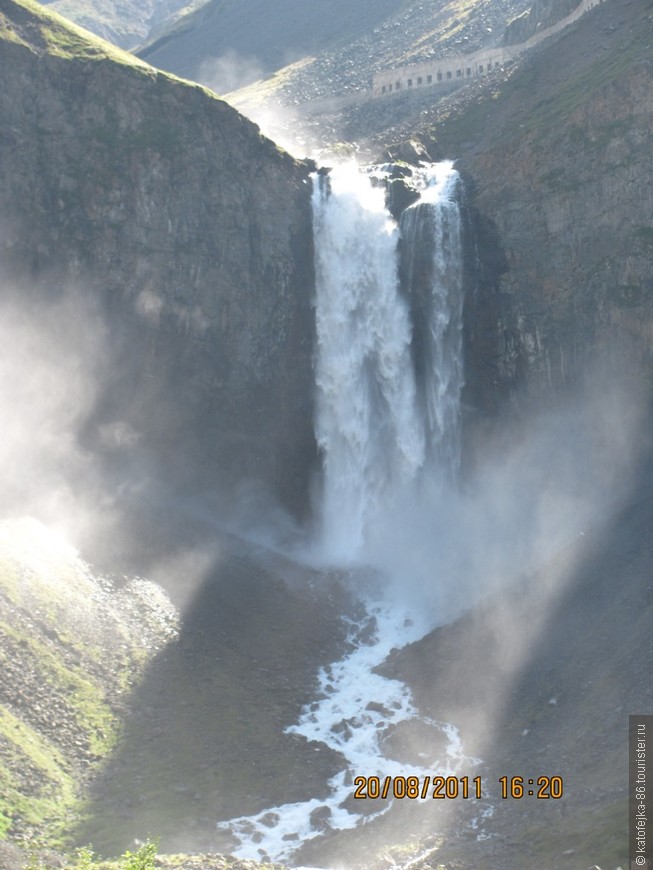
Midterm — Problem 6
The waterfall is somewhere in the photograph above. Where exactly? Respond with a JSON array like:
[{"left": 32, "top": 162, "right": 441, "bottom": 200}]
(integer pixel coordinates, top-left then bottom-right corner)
[
  {"left": 313, "top": 161, "right": 465, "bottom": 561},
  {"left": 312, "top": 164, "right": 425, "bottom": 562},
  {"left": 216, "top": 162, "right": 473, "bottom": 864},
  {"left": 400, "top": 163, "right": 464, "bottom": 478}
]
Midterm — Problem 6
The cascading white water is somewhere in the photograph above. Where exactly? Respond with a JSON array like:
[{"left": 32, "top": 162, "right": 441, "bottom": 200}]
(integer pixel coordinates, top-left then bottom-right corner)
[
  {"left": 314, "top": 160, "right": 464, "bottom": 560},
  {"left": 218, "top": 603, "right": 469, "bottom": 863},
  {"left": 312, "top": 164, "right": 425, "bottom": 562},
  {"left": 216, "top": 161, "right": 473, "bottom": 864},
  {"left": 400, "top": 163, "right": 464, "bottom": 479}
]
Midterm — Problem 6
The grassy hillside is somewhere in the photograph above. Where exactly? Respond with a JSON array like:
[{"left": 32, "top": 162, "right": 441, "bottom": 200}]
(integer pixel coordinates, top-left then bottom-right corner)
[
  {"left": 0, "top": 518, "right": 178, "bottom": 858},
  {"left": 37, "top": 0, "right": 197, "bottom": 48},
  {"left": 0, "top": 0, "right": 157, "bottom": 63}
]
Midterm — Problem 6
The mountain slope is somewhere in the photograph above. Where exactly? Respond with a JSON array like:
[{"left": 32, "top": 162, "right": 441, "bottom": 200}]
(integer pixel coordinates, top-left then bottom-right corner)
[
  {"left": 450, "top": 0, "right": 653, "bottom": 409},
  {"left": 138, "top": 0, "right": 528, "bottom": 100},
  {"left": 37, "top": 0, "right": 196, "bottom": 48},
  {"left": 140, "top": 0, "right": 403, "bottom": 83},
  {"left": 0, "top": 0, "right": 155, "bottom": 62},
  {"left": 329, "top": 15, "right": 652, "bottom": 863}
]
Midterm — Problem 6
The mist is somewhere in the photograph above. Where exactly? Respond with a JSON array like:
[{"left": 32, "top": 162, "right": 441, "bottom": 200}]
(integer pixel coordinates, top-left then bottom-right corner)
[
  {"left": 197, "top": 50, "right": 265, "bottom": 97},
  {"left": 0, "top": 277, "right": 187, "bottom": 580},
  {"left": 363, "top": 371, "right": 645, "bottom": 627},
  {"left": 266, "top": 364, "right": 648, "bottom": 868},
  {"left": 0, "top": 283, "right": 116, "bottom": 550},
  {"left": 1, "top": 184, "right": 646, "bottom": 868}
]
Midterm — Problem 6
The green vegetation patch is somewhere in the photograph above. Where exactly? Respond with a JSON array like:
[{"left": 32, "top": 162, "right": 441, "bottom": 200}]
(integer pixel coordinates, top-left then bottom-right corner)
[
  {"left": 0, "top": 619, "right": 120, "bottom": 757},
  {"left": 24, "top": 839, "right": 160, "bottom": 869},
  {"left": 4, "top": 0, "right": 152, "bottom": 66},
  {"left": 0, "top": 708, "right": 77, "bottom": 842},
  {"left": 2, "top": 0, "right": 224, "bottom": 102},
  {"left": 0, "top": 558, "right": 21, "bottom": 607},
  {"left": 0, "top": 10, "right": 30, "bottom": 47}
]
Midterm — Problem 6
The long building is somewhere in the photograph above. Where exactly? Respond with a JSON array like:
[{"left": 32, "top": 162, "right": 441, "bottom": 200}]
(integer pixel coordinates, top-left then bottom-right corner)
[{"left": 372, "top": 0, "right": 607, "bottom": 99}]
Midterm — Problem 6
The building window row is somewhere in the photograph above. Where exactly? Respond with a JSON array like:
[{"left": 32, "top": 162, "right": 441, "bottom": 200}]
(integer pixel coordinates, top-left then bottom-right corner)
[{"left": 378, "top": 58, "right": 499, "bottom": 94}]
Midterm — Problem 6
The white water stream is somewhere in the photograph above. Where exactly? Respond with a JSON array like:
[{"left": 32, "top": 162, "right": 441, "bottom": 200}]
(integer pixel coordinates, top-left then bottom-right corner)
[
  {"left": 218, "top": 601, "right": 467, "bottom": 863},
  {"left": 218, "top": 162, "right": 472, "bottom": 863}
]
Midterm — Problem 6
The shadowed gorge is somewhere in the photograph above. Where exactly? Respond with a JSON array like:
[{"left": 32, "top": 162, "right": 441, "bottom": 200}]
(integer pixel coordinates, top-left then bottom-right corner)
[{"left": 0, "top": 0, "right": 652, "bottom": 868}]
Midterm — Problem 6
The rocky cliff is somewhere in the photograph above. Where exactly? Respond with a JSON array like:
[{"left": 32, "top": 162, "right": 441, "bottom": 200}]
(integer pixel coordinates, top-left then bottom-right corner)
[
  {"left": 423, "top": 0, "right": 653, "bottom": 414},
  {"left": 289, "top": 0, "right": 651, "bottom": 420},
  {"left": 0, "top": 0, "right": 317, "bottom": 569},
  {"left": 0, "top": 512, "right": 353, "bottom": 861}
]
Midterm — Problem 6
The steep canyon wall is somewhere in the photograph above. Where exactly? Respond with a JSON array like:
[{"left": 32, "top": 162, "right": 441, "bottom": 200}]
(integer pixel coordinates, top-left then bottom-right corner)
[
  {"left": 0, "top": 0, "right": 317, "bottom": 566},
  {"left": 1, "top": 0, "right": 651, "bottom": 567},
  {"left": 453, "top": 0, "right": 653, "bottom": 418}
]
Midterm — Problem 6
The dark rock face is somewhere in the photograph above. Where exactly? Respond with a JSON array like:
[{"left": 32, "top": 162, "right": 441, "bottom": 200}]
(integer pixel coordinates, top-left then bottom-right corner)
[
  {"left": 352, "top": 2, "right": 652, "bottom": 425},
  {"left": 467, "top": 71, "right": 653, "bottom": 405},
  {"left": 455, "top": 2, "right": 653, "bottom": 412},
  {"left": 0, "top": 2, "right": 317, "bottom": 565},
  {"left": 387, "top": 177, "right": 421, "bottom": 220}
]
